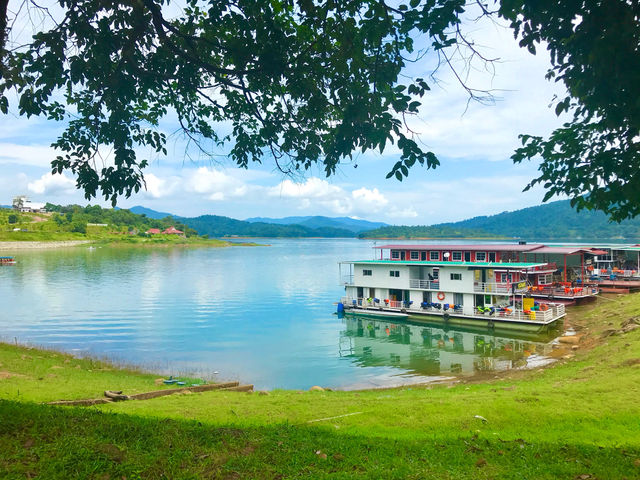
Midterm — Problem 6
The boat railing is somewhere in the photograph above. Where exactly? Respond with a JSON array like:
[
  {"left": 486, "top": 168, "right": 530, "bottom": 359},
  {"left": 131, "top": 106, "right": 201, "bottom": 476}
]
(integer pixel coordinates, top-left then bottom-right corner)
[
  {"left": 594, "top": 268, "right": 640, "bottom": 279},
  {"left": 409, "top": 279, "right": 440, "bottom": 290},
  {"left": 473, "top": 282, "right": 527, "bottom": 294},
  {"left": 340, "top": 297, "right": 566, "bottom": 323},
  {"left": 528, "top": 285, "right": 599, "bottom": 297}
]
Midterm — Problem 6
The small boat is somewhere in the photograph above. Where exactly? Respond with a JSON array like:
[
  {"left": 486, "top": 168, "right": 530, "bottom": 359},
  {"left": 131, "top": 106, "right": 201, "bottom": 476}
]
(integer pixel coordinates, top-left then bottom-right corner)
[{"left": 0, "top": 256, "right": 16, "bottom": 265}]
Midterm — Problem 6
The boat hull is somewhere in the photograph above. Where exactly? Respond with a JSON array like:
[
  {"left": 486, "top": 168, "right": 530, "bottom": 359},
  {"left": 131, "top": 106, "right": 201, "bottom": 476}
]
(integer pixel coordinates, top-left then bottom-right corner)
[{"left": 343, "top": 306, "right": 562, "bottom": 333}]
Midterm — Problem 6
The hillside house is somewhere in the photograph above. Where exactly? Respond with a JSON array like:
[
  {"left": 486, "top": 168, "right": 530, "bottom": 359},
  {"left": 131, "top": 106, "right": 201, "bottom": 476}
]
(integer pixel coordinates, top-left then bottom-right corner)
[
  {"left": 162, "top": 226, "right": 185, "bottom": 236},
  {"left": 12, "top": 195, "right": 46, "bottom": 213}
]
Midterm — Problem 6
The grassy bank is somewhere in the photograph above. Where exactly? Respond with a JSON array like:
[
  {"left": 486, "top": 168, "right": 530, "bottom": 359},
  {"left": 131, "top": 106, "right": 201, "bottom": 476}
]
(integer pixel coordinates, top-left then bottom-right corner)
[{"left": 1, "top": 294, "right": 640, "bottom": 478}]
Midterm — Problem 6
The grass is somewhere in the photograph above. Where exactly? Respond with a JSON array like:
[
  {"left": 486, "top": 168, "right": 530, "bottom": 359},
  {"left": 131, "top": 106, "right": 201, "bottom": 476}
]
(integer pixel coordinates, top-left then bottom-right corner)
[{"left": 1, "top": 294, "right": 640, "bottom": 478}]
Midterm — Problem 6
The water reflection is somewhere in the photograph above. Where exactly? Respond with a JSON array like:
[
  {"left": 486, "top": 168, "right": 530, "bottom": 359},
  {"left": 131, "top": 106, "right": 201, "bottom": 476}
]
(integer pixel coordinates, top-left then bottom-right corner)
[{"left": 340, "top": 316, "right": 560, "bottom": 377}]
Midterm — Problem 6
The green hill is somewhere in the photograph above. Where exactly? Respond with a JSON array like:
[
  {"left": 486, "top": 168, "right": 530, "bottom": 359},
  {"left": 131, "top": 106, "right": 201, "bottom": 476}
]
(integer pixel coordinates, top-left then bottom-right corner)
[
  {"left": 360, "top": 200, "right": 640, "bottom": 240},
  {"left": 181, "top": 215, "right": 355, "bottom": 238}
]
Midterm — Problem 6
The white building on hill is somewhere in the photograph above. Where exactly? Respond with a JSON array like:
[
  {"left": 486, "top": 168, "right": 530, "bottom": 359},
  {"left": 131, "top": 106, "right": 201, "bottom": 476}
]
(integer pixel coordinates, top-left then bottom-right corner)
[{"left": 12, "top": 195, "right": 47, "bottom": 213}]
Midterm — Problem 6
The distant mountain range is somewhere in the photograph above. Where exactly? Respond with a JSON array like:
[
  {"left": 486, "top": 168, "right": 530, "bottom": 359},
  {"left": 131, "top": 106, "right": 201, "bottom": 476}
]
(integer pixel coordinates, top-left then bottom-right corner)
[
  {"left": 244, "top": 215, "right": 387, "bottom": 233},
  {"left": 120, "top": 200, "right": 640, "bottom": 240},
  {"left": 178, "top": 215, "right": 355, "bottom": 238},
  {"left": 361, "top": 200, "right": 640, "bottom": 240}
]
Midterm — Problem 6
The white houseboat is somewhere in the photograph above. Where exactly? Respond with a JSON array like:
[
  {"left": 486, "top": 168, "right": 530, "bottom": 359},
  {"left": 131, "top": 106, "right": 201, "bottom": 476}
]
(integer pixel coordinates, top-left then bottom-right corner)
[{"left": 338, "top": 244, "right": 567, "bottom": 332}]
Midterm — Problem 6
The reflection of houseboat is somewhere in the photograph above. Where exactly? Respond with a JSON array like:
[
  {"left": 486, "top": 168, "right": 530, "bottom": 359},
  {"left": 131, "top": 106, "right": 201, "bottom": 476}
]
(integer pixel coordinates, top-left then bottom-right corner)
[
  {"left": 339, "top": 244, "right": 568, "bottom": 332},
  {"left": 340, "top": 316, "right": 557, "bottom": 377},
  {"left": 0, "top": 256, "right": 16, "bottom": 265}
]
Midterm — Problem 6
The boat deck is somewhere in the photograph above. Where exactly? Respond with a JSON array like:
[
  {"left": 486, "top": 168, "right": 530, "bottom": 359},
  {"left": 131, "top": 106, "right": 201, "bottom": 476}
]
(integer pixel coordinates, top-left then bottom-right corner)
[{"left": 340, "top": 298, "right": 565, "bottom": 332}]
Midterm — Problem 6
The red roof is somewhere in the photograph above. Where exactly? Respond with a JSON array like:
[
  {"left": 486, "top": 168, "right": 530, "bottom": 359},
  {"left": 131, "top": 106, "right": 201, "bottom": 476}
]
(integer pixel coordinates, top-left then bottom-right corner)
[
  {"left": 162, "top": 226, "right": 184, "bottom": 235},
  {"left": 146, "top": 228, "right": 161, "bottom": 234}
]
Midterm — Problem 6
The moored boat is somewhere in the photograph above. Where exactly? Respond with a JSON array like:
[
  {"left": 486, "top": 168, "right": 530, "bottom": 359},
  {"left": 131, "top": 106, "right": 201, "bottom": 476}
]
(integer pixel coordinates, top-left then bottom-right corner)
[
  {"left": 338, "top": 244, "right": 568, "bottom": 332},
  {"left": 0, "top": 256, "right": 16, "bottom": 265}
]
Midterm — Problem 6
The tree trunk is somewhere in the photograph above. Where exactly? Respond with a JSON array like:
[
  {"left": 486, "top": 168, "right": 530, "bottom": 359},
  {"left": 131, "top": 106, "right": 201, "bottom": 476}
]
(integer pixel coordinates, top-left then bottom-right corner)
[{"left": 0, "top": 0, "right": 9, "bottom": 79}]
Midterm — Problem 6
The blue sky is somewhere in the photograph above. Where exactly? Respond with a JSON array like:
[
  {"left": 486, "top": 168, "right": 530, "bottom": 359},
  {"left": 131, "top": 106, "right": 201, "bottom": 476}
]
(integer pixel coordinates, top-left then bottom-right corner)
[{"left": 0, "top": 5, "right": 569, "bottom": 224}]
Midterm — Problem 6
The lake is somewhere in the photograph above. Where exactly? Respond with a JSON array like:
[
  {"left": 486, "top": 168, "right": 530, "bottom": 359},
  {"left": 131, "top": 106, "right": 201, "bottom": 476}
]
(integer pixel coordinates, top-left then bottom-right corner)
[{"left": 0, "top": 239, "right": 562, "bottom": 390}]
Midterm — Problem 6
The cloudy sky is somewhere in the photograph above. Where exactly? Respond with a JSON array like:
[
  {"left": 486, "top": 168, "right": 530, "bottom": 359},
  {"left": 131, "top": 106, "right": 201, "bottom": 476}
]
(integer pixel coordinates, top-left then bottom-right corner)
[{"left": 0, "top": 6, "right": 569, "bottom": 224}]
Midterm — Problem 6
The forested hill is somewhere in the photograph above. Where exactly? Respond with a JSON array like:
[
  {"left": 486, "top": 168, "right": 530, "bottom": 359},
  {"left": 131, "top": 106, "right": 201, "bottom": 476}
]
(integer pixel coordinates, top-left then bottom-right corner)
[
  {"left": 180, "top": 215, "right": 355, "bottom": 238},
  {"left": 360, "top": 200, "right": 640, "bottom": 240}
]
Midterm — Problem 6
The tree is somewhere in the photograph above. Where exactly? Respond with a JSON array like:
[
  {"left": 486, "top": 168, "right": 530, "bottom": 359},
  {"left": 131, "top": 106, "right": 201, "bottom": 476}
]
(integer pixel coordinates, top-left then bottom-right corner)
[
  {"left": 1, "top": 1, "right": 638, "bottom": 220},
  {"left": 8, "top": 213, "right": 18, "bottom": 224},
  {"left": 0, "top": 0, "right": 469, "bottom": 205},
  {"left": 500, "top": 0, "right": 640, "bottom": 221}
]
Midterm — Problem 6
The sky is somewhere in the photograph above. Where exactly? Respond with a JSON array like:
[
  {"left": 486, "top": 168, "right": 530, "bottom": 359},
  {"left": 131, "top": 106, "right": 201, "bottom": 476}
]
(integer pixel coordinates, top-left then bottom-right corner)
[{"left": 0, "top": 4, "right": 569, "bottom": 224}]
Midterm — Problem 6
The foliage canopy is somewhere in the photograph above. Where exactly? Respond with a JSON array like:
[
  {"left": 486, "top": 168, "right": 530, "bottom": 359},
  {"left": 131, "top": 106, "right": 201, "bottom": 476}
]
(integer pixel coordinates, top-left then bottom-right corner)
[
  {"left": 0, "top": 0, "right": 639, "bottom": 220},
  {"left": 0, "top": 0, "right": 466, "bottom": 204}
]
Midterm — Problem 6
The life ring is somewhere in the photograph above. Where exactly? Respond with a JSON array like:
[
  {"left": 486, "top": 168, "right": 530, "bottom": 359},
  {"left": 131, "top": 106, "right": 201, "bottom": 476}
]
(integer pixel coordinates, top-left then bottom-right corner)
[
  {"left": 587, "top": 265, "right": 594, "bottom": 272},
  {"left": 437, "top": 292, "right": 446, "bottom": 301}
]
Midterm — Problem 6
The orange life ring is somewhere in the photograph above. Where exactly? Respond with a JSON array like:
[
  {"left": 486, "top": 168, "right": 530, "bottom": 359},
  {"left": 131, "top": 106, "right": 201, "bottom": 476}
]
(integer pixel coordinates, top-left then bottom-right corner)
[
  {"left": 437, "top": 292, "right": 445, "bottom": 301},
  {"left": 587, "top": 265, "right": 594, "bottom": 272}
]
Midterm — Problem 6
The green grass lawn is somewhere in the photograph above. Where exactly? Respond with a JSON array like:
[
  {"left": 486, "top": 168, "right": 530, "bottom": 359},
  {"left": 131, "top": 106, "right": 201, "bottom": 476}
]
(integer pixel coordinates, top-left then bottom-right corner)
[{"left": 1, "top": 294, "right": 640, "bottom": 479}]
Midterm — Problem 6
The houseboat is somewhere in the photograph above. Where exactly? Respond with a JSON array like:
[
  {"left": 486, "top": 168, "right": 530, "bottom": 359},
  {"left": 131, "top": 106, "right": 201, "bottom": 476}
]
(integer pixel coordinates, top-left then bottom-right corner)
[
  {"left": 0, "top": 256, "right": 16, "bottom": 265},
  {"left": 338, "top": 244, "right": 567, "bottom": 333}
]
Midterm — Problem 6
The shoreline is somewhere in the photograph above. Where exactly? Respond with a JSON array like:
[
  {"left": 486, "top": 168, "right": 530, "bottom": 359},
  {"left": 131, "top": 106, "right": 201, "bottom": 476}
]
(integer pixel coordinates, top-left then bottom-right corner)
[{"left": 0, "top": 240, "right": 92, "bottom": 250}]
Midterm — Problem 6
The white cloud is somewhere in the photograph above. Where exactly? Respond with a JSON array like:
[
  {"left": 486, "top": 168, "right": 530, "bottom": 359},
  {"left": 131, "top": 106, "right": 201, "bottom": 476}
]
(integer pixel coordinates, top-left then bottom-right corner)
[
  {"left": 269, "top": 177, "right": 343, "bottom": 199},
  {"left": 27, "top": 172, "right": 76, "bottom": 196},
  {"left": 0, "top": 143, "right": 56, "bottom": 167},
  {"left": 267, "top": 178, "right": 392, "bottom": 217},
  {"left": 351, "top": 187, "right": 388, "bottom": 208},
  {"left": 185, "top": 167, "right": 251, "bottom": 201}
]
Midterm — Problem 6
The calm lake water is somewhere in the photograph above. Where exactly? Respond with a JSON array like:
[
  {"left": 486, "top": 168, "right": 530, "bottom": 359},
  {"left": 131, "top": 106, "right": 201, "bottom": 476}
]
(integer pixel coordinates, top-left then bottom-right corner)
[{"left": 0, "top": 239, "right": 562, "bottom": 390}]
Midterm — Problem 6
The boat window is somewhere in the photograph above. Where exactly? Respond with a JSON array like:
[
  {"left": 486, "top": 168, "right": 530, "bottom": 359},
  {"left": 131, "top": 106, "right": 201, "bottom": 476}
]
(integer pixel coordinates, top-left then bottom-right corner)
[
  {"left": 432, "top": 269, "right": 439, "bottom": 279},
  {"left": 389, "top": 270, "right": 400, "bottom": 277},
  {"left": 452, "top": 251, "right": 462, "bottom": 261},
  {"left": 363, "top": 269, "right": 372, "bottom": 276},
  {"left": 464, "top": 252, "right": 471, "bottom": 262},
  {"left": 429, "top": 251, "right": 439, "bottom": 261},
  {"left": 391, "top": 250, "right": 400, "bottom": 259},
  {"left": 410, "top": 251, "right": 419, "bottom": 260},
  {"left": 500, "top": 273, "right": 512, "bottom": 282},
  {"left": 539, "top": 273, "right": 552, "bottom": 285},
  {"left": 454, "top": 293, "right": 463, "bottom": 305},
  {"left": 450, "top": 273, "right": 462, "bottom": 281},
  {"left": 475, "top": 252, "right": 487, "bottom": 262},
  {"left": 488, "top": 252, "right": 496, "bottom": 262},
  {"left": 421, "top": 251, "right": 427, "bottom": 261}
]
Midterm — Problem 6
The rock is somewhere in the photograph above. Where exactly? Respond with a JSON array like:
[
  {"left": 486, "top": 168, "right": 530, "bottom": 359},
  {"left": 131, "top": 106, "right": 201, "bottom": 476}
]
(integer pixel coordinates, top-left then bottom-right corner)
[
  {"left": 258, "top": 390, "right": 270, "bottom": 396},
  {"left": 572, "top": 345, "right": 579, "bottom": 351},
  {"left": 558, "top": 335, "right": 582, "bottom": 345},
  {"left": 600, "top": 329, "right": 617, "bottom": 338},
  {"left": 562, "top": 354, "right": 574, "bottom": 360},
  {"left": 309, "top": 385, "right": 324, "bottom": 392},
  {"left": 475, "top": 458, "right": 487, "bottom": 467},
  {"left": 154, "top": 378, "right": 165, "bottom": 385}
]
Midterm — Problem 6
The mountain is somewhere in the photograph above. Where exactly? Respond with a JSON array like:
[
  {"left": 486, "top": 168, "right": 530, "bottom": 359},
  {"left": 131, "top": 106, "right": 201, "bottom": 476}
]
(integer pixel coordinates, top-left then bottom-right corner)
[
  {"left": 181, "top": 215, "right": 356, "bottom": 238},
  {"left": 244, "top": 215, "right": 388, "bottom": 233},
  {"left": 128, "top": 206, "right": 175, "bottom": 219},
  {"left": 360, "top": 200, "right": 640, "bottom": 240}
]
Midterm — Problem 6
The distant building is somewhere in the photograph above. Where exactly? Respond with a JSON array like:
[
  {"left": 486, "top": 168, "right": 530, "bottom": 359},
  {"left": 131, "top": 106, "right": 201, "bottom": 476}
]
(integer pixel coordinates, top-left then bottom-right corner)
[
  {"left": 146, "top": 228, "right": 161, "bottom": 235},
  {"left": 12, "top": 195, "right": 46, "bottom": 213},
  {"left": 162, "top": 226, "right": 185, "bottom": 236}
]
